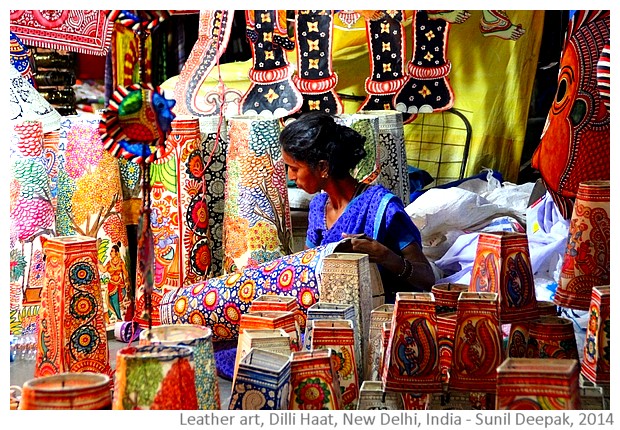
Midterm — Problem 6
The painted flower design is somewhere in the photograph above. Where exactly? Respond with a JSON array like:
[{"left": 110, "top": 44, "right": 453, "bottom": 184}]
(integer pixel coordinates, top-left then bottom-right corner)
[
  {"left": 69, "top": 261, "right": 95, "bottom": 287},
  {"left": 186, "top": 196, "right": 209, "bottom": 235},
  {"left": 202, "top": 289, "right": 218, "bottom": 311},
  {"left": 69, "top": 292, "right": 97, "bottom": 320},
  {"left": 212, "top": 323, "right": 232, "bottom": 340},
  {"left": 186, "top": 151, "right": 204, "bottom": 179},
  {"left": 238, "top": 280, "right": 256, "bottom": 303},
  {"left": 71, "top": 325, "right": 99, "bottom": 354},
  {"left": 295, "top": 377, "right": 330, "bottom": 409},
  {"left": 298, "top": 288, "right": 316, "bottom": 309},
  {"left": 174, "top": 296, "right": 188, "bottom": 316},
  {"left": 277, "top": 267, "right": 295, "bottom": 291},
  {"left": 224, "top": 303, "right": 241, "bottom": 324},
  {"left": 190, "top": 239, "right": 211, "bottom": 275},
  {"left": 189, "top": 310, "right": 206, "bottom": 326}
]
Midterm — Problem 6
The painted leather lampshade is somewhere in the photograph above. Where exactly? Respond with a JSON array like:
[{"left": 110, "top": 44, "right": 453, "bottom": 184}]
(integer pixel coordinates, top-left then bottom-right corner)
[
  {"left": 357, "top": 380, "right": 404, "bottom": 410},
  {"left": 469, "top": 232, "right": 539, "bottom": 323},
  {"left": 159, "top": 242, "right": 340, "bottom": 342},
  {"left": 367, "top": 303, "right": 394, "bottom": 381},
  {"left": 437, "top": 311, "right": 458, "bottom": 384},
  {"left": 289, "top": 348, "right": 343, "bottom": 410},
  {"left": 239, "top": 310, "right": 301, "bottom": 352},
  {"left": 526, "top": 316, "right": 579, "bottom": 360},
  {"left": 249, "top": 294, "right": 305, "bottom": 332},
  {"left": 506, "top": 300, "right": 559, "bottom": 358},
  {"left": 356, "top": 110, "right": 410, "bottom": 204},
  {"left": 113, "top": 344, "right": 198, "bottom": 410},
  {"left": 139, "top": 324, "right": 220, "bottom": 409},
  {"left": 223, "top": 115, "right": 292, "bottom": 272},
  {"left": 379, "top": 321, "right": 391, "bottom": 379},
  {"left": 556, "top": 180, "right": 610, "bottom": 311},
  {"left": 450, "top": 292, "right": 504, "bottom": 393},
  {"left": 581, "top": 285, "right": 610, "bottom": 386},
  {"left": 233, "top": 328, "right": 293, "bottom": 385},
  {"left": 381, "top": 292, "right": 442, "bottom": 393},
  {"left": 432, "top": 283, "right": 468, "bottom": 314},
  {"left": 229, "top": 348, "right": 292, "bottom": 410},
  {"left": 136, "top": 115, "right": 214, "bottom": 328},
  {"left": 35, "top": 236, "right": 111, "bottom": 378},
  {"left": 319, "top": 253, "right": 373, "bottom": 379},
  {"left": 303, "top": 302, "right": 357, "bottom": 362},
  {"left": 19, "top": 373, "right": 112, "bottom": 410},
  {"left": 309, "top": 319, "right": 359, "bottom": 409},
  {"left": 496, "top": 358, "right": 581, "bottom": 410}
]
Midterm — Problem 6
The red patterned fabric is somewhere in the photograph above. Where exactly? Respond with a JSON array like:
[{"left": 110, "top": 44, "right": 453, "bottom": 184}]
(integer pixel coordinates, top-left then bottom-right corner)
[{"left": 10, "top": 10, "right": 113, "bottom": 56}]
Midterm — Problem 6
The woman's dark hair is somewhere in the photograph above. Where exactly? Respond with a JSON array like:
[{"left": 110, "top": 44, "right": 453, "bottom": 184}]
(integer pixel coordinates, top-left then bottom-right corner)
[{"left": 279, "top": 111, "right": 366, "bottom": 179}]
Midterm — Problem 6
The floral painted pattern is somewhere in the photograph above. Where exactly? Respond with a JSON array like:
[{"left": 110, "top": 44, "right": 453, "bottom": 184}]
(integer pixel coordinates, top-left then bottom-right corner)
[
  {"left": 223, "top": 116, "right": 292, "bottom": 273},
  {"left": 160, "top": 242, "right": 338, "bottom": 341}
]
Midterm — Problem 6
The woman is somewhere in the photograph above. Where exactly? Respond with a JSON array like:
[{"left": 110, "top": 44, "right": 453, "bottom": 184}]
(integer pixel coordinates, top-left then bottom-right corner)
[
  {"left": 279, "top": 111, "right": 435, "bottom": 303},
  {"left": 104, "top": 242, "right": 130, "bottom": 322}
]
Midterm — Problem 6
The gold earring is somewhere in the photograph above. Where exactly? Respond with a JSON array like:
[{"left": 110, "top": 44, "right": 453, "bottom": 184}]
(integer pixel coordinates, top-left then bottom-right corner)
[{"left": 322, "top": 173, "right": 328, "bottom": 178}]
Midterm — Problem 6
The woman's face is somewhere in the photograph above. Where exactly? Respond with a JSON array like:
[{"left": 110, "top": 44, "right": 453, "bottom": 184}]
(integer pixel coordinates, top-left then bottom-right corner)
[{"left": 281, "top": 149, "right": 324, "bottom": 194}]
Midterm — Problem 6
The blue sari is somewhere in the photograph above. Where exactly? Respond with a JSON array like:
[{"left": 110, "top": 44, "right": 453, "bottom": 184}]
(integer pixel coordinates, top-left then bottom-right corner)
[{"left": 306, "top": 184, "right": 422, "bottom": 302}]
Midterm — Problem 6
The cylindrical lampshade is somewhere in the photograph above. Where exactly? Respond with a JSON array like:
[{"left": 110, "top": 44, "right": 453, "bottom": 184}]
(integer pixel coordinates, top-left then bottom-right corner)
[
  {"left": 556, "top": 180, "right": 610, "bottom": 311},
  {"left": 19, "top": 373, "right": 112, "bottom": 410},
  {"left": 159, "top": 242, "right": 340, "bottom": 342},
  {"left": 139, "top": 324, "right": 220, "bottom": 409},
  {"left": 113, "top": 344, "right": 198, "bottom": 410}
]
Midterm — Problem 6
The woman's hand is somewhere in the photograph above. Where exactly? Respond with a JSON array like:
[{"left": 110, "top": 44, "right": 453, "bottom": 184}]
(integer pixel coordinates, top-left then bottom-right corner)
[{"left": 338, "top": 233, "right": 390, "bottom": 263}]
